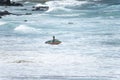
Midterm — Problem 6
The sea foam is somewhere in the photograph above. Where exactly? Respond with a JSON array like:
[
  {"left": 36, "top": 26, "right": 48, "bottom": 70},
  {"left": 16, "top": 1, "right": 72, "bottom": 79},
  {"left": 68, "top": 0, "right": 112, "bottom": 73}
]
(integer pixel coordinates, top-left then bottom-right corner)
[
  {"left": 45, "top": 0, "right": 87, "bottom": 13},
  {"left": 0, "top": 21, "right": 7, "bottom": 25},
  {"left": 14, "top": 25, "right": 40, "bottom": 34}
]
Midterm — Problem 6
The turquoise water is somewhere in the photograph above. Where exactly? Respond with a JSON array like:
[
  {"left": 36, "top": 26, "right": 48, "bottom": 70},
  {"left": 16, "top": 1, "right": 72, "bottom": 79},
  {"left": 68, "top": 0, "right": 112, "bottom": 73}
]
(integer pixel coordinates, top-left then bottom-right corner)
[{"left": 0, "top": 0, "right": 120, "bottom": 80}]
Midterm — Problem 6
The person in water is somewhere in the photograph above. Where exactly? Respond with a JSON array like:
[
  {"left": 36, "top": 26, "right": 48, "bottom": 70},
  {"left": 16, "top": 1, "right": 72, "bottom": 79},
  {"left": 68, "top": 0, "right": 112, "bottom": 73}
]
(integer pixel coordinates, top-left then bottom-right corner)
[
  {"left": 45, "top": 36, "right": 61, "bottom": 45},
  {"left": 52, "top": 36, "right": 55, "bottom": 43}
]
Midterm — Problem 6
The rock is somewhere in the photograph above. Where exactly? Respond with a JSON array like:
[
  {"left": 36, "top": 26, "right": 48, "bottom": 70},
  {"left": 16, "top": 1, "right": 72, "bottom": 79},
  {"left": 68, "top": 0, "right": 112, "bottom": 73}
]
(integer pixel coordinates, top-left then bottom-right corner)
[
  {"left": 0, "top": 0, "right": 11, "bottom": 6},
  {"left": 11, "top": 2, "right": 23, "bottom": 6},
  {"left": 25, "top": 13, "right": 32, "bottom": 15},
  {"left": 68, "top": 22, "right": 74, "bottom": 24},
  {"left": 19, "top": 8, "right": 27, "bottom": 10},
  {"left": 0, "top": 10, "right": 11, "bottom": 16},
  {"left": 0, "top": 10, "right": 32, "bottom": 17},
  {"left": 0, "top": 0, "right": 23, "bottom": 6},
  {"left": 32, "top": 6, "right": 49, "bottom": 11},
  {"left": 24, "top": 20, "right": 28, "bottom": 22}
]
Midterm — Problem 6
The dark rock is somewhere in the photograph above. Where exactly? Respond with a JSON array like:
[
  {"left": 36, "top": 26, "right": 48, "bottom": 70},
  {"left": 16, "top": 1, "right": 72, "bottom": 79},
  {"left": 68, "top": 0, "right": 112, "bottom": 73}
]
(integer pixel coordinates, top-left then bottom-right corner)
[
  {"left": 11, "top": 12, "right": 32, "bottom": 16},
  {"left": 0, "top": 10, "right": 11, "bottom": 16},
  {"left": 19, "top": 8, "right": 27, "bottom": 10},
  {"left": 0, "top": 0, "right": 23, "bottom": 6},
  {"left": 0, "top": 0, "right": 11, "bottom": 5},
  {"left": 0, "top": 10, "right": 31, "bottom": 17},
  {"left": 25, "top": 13, "right": 32, "bottom": 15},
  {"left": 24, "top": 20, "right": 27, "bottom": 22},
  {"left": 11, "top": 2, "right": 23, "bottom": 6},
  {"left": 32, "top": 6, "right": 49, "bottom": 11},
  {"left": 68, "top": 22, "right": 74, "bottom": 24}
]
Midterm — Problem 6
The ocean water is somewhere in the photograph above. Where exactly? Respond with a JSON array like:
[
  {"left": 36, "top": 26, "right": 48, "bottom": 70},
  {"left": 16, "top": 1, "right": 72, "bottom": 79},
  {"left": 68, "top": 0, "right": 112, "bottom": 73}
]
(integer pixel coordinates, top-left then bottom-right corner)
[{"left": 0, "top": 0, "right": 120, "bottom": 80}]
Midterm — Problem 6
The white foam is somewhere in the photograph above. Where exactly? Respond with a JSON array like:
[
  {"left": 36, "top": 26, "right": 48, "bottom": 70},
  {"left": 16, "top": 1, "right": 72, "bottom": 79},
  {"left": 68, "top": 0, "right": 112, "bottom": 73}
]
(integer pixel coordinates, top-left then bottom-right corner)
[
  {"left": 45, "top": 0, "right": 88, "bottom": 13},
  {"left": 46, "top": 7, "right": 71, "bottom": 13},
  {"left": 0, "top": 52, "right": 109, "bottom": 76},
  {"left": 54, "top": 14, "right": 80, "bottom": 17},
  {"left": 24, "top": 1, "right": 30, "bottom": 4},
  {"left": 14, "top": 25, "right": 40, "bottom": 34},
  {"left": 0, "top": 21, "right": 6, "bottom": 25},
  {"left": 46, "top": 0, "right": 87, "bottom": 8},
  {"left": 34, "top": 3, "right": 44, "bottom": 7}
]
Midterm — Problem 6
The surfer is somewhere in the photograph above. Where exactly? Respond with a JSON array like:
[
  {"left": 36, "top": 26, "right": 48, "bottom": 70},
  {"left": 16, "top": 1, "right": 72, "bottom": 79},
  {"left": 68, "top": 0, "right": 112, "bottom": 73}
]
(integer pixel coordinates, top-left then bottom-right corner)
[
  {"left": 52, "top": 36, "right": 55, "bottom": 43},
  {"left": 45, "top": 36, "right": 61, "bottom": 45}
]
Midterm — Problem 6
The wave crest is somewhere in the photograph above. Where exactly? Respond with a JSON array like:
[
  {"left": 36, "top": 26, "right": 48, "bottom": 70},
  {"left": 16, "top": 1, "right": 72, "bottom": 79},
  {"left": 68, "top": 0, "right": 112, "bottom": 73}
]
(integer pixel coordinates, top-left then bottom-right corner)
[
  {"left": 14, "top": 25, "right": 40, "bottom": 34},
  {"left": 0, "top": 21, "right": 7, "bottom": 25}
]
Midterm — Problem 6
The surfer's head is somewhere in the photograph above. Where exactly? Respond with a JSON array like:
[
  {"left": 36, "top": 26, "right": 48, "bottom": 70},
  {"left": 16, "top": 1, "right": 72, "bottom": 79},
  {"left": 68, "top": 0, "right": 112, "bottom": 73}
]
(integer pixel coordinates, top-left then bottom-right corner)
[{"left": 53, "top": 36, "right": 55, "bottom": 40}]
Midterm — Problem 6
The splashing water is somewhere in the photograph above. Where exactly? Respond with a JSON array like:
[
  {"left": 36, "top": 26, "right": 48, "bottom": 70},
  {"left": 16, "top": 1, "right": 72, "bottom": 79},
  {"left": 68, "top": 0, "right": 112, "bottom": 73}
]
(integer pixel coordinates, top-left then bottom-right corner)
[{"left": 0, "top": 0, "right": 120, "bottom": 80}]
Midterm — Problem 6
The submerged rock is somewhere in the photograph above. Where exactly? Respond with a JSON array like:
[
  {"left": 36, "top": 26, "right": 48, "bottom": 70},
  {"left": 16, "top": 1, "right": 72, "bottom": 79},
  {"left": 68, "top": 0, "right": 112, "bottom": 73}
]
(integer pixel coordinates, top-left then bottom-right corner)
[
  {"left": 25, "top": 13, "right": 32, "bottom": 15},
  {"left": 32, "top": 6, "right": 49, "bottom": 11},
  {"left": 45, "top": 36, "right": 61, "bottom": 45},
  {"left": 0, "top": 10, "right": 32, "bottom": 18},
  {"left": 68, "top": 22, "right": 74, "bottom": 24},
  {"left": 24, "top": 20, "right": 28, "bottom": 22},
  {"left": 10, "top": 2, "right": 23, "bottom": 6},
  {"left": 0, "top": 10, "right": 11, "bottom": 16}
]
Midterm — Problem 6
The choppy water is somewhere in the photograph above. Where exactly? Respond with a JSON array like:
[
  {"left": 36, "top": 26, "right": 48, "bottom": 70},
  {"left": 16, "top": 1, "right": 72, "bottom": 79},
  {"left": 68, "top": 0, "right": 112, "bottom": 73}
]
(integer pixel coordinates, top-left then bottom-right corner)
[{"left": 0, "top": 0, "right": 120, "bottom": 80}]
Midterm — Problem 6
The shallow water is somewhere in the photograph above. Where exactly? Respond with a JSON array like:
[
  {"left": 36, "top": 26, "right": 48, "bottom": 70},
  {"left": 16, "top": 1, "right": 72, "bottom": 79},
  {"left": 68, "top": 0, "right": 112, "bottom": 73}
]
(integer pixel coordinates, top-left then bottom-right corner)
[{"left": 0, "top": 0, "right": 120, "bottom": 80}]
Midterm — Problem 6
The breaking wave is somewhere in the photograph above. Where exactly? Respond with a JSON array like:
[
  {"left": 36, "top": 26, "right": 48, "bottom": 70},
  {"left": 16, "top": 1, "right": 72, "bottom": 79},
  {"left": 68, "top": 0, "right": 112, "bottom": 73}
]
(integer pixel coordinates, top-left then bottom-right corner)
[
  {"left": 87, "top": 0, "right": 120, "bottom": 4},
  {"left": 0, "top": 21, "right": 7, "bottom": 25},
  {"left": 19, "top": 0, "right": 120, "bottom": 4},
  {"left": 14, "top": 25, "right": 40, "bottom": 34},
  {"left": 45, "top": 0, "right": 88, "bottom": 12}
]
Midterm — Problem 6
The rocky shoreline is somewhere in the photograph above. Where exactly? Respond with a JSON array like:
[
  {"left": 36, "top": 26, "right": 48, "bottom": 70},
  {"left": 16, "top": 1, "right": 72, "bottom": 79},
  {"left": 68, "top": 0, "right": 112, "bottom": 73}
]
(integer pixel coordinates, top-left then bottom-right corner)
[
  {"left": 0, "top": 0, "right": 49, "bottom": 18},
  {"left": 0, "top": 0, "right": 23, "bottom": 6}
]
